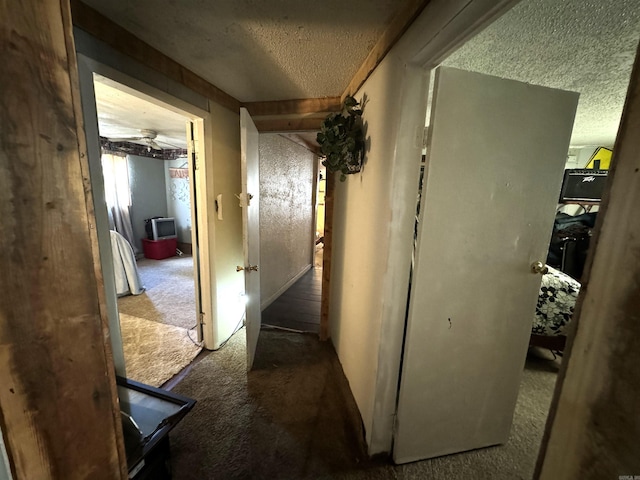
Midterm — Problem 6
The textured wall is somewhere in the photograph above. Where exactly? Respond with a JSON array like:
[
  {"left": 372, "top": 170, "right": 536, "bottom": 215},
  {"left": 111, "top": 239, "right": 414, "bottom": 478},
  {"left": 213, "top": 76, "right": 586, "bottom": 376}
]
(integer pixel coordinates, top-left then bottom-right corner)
[
  {"left": 328, "top": 52, "right": 422, "bottom": 454},
  {"left": 259, "top": 134, "right": 315, "bottom": 307},
  {"left": 127, "top": 154, "right": 168, "bottom": 251}
]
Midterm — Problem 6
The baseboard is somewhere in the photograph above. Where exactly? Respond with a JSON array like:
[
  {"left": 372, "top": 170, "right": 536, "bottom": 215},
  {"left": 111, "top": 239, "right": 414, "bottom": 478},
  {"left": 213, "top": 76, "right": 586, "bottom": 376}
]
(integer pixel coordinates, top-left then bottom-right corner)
[{"left": 260, "top": 264, "right": 312, "bottom": 311}]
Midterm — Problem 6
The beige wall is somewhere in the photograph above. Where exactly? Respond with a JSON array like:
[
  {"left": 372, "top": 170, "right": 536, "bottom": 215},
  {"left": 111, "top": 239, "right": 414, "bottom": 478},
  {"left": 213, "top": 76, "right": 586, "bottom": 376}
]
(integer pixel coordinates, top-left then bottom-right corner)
[
  {"left": 259, "top": 134, "right": 315, "bottom": 309},
  {"left": 207, "top": 103, "right": 245, "bottom": 346},
  {"left": 329, "top": 51, "right": 425, "bottom": 452}
]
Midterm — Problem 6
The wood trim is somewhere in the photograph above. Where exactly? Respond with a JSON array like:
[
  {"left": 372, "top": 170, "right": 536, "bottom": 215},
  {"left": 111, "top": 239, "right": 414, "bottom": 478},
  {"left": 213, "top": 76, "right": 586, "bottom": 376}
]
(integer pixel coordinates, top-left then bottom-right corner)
[
  {"left": 319, "top": 172, "right": 336, "bottom": 341},
  {"left": 253, "top": 117, "right": 324, "bottom": 133},
  {"left": 63, "top": 2, "right": 129, "bottom": 477},
  {"left": 535, "top": 43, "right": 640, "bottom": 479},
  {"left": 342, "top": 0, "right": 431, "bottom": 100},
  {"left": 0, "top": 0, "right": 126, "bottom": 477},
  {"left": 243, "top": 97, "right": 341, "bottom": 116},
  {"left": 70, "top": 0, "right": 241, "bottom": 112}
]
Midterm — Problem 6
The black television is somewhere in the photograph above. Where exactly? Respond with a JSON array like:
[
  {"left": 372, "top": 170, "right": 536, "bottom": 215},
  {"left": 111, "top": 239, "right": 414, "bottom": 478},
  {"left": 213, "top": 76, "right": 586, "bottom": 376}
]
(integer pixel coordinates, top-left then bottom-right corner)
[{"left": 559, "top": 169, "right": 608, "bottom": 203}]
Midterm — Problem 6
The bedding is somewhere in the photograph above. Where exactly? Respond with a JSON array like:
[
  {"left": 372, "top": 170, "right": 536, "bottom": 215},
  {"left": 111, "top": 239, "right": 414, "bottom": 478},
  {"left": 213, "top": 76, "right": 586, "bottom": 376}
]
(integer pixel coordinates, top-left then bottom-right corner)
[
  {"left": 533, "top": 266, "right": 580, "bottom": 337},
  {"left": 110, "top": 230, "right": 145, "bottom": 296}
]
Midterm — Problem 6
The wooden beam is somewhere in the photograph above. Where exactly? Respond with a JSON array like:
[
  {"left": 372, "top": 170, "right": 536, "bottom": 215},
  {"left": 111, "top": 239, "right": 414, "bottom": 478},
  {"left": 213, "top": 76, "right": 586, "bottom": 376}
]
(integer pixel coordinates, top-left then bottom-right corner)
[
  {"left": 0, "top": 0, "right": 126, "bottom": 478},
  {"left": 70, "top": 0, "right": 241, "bottom": 113},
  {"left": 535, "top": 42, "right": 640, "bottom": 479},
  {"left": 243, "top": 97, "right": 341, "bottom": 116},
  {"left": 342, "top": 0, "right": 432, "bottom": 100},
  {"left": 253, "top": 117, "right": 324, "bottom": 133},
  {"left": 319, "top": 172, "right": 336, "bottom": 341}
]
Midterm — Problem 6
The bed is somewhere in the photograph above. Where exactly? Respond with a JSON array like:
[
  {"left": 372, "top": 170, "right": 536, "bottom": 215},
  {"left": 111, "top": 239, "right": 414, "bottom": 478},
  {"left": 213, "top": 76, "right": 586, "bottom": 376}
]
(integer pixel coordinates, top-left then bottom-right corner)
[
  {"left": 530, "top": 265, "right": 581, "bottom": 351},
  {"left": 110, "top": 230, "right": 145, "bottom": 297}
]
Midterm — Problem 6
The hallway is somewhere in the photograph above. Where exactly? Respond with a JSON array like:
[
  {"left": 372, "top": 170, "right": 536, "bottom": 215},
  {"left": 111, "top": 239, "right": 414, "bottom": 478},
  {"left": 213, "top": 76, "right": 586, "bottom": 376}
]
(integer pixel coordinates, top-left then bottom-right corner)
[
  {"left": 261, "top": 265, "right": 322, "bottom": 334},
  {"left": 261, "top": 241, "right": 324, "bottom": 333},
  {"left": 168, "top": 328, "right": 561, "bottom": 479}
]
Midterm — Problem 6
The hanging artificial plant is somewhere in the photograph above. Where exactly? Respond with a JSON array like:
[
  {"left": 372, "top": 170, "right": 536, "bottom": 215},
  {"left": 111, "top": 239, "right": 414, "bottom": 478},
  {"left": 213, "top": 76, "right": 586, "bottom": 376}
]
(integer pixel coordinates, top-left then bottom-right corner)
[{"left": 317, "top": 96, "right": 365, "bottom": 182}]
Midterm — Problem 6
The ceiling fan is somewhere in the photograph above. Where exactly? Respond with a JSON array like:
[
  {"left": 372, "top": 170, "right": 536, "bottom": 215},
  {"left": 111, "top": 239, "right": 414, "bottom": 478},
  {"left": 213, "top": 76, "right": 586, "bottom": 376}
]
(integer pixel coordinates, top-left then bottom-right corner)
[{"left": 107, "top": 129, "right": 170, "bottom": 151}]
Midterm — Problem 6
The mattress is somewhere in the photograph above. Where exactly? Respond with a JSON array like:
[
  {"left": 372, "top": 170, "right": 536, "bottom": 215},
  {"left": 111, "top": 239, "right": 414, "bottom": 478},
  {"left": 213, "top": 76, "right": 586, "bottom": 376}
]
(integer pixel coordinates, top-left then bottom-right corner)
[{"left": 533, "top": 266, "right": 581, "bottom": 337}]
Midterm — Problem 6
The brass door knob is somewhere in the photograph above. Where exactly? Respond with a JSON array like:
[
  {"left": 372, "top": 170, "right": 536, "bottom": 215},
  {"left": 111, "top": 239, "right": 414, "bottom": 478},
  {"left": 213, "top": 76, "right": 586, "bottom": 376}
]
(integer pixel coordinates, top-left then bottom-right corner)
[
  {"left": 236, "top": 265, "right": 259, "bottom": 272},
  {"left": 531, "top": 261, "right": 549, "bottom": 275}
]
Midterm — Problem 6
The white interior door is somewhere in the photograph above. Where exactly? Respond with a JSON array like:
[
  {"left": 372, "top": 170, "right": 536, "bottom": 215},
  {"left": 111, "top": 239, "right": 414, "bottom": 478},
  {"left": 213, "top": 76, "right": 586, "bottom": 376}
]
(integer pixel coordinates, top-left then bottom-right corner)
[
  {"left": 393, "top": 67, "right": 578, "bottom": 463},
  {"left": 240, "top": 108, "right": 261, "bottom": 370}
]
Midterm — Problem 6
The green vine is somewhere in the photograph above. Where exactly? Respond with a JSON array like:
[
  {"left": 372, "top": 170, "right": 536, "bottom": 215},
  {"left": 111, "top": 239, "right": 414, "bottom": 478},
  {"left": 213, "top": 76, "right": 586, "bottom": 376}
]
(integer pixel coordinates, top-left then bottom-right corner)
[{"left": 317, "top": 96, "right": 365, "bottom": 182}]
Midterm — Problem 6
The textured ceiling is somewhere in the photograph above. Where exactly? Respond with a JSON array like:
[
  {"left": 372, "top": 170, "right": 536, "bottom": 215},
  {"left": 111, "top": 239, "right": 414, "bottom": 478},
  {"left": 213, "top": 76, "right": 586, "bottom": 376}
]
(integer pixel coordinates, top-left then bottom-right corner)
[
  {"left": 93, "top": 75, "right": 189, "bottom": 149},
  {"left": 442, "top": 0, "right": 640, "bottom": 147},
  {"left": 81, "top": 0, "right": 400, "bottom": 102},
  {"left": 85, "top": 0, "right": 640, "bottom": 148}
]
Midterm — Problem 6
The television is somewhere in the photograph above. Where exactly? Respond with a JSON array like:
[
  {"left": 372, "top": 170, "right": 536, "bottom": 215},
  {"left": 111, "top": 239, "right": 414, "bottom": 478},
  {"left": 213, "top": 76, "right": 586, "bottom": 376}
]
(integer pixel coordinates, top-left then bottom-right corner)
[
  {"left": 559, "top": 169, "right": 609, "bottom": 203},
  {"left": 150, "top": 217, "right": 177, "bottom": 241}
]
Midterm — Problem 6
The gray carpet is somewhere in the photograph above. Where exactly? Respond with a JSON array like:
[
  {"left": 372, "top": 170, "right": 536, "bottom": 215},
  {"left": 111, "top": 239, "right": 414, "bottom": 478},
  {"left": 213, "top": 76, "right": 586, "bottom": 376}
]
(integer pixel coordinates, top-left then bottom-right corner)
[
  {"left": 169, "top": 330, "right": 560, "bottom": 479},
  {"left": 119, "top": 313, "right": 201, "bottom": 387},
  {"left": 118, "top": 255, "right": 197, "bottom": 330}
]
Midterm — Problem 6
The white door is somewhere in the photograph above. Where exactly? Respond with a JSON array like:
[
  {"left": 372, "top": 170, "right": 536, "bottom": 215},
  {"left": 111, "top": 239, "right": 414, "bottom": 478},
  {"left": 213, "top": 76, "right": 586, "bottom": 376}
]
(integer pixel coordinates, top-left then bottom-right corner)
[
  {"left": 186, "top": 121, "right": 204, "bottom": 342},
  {"left": 240, "top": 108, "right": 262, "bottom": 370},
  {"left": 393, "top": 67, "right": 579, "bottom": 463}
]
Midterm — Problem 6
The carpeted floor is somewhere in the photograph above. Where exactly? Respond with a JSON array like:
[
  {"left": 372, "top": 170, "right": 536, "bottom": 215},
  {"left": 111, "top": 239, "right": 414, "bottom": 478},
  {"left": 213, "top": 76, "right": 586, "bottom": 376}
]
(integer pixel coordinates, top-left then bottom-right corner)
[
  {"left": 169, "top": 329, "right": 560, "bottom": 480},
  {"left": 118, "top": 255, "right": 197, "bottom": 330},
  {"left": 117, "top": 254, "right": 201, "bottom": 386},
  {"left": 119, "top": 313, "right": 201, "bottom": 387}
]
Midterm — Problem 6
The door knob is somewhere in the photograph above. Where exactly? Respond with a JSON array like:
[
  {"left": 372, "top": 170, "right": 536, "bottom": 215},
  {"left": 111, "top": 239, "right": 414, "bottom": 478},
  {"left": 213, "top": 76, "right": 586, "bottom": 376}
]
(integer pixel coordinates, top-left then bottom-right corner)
[
  {"left": 530, "top": 261, "right": 549, "bottom": 275},
  {"left": 236, "top": 265, "right": 259, "bottom": 272}
]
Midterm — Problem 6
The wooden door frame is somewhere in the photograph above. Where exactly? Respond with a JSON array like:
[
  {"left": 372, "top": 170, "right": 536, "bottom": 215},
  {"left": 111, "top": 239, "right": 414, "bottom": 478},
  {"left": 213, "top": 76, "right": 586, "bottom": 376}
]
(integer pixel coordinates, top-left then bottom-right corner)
[
  {"left": 319, "top": 172, "right": 335, "bottom": 340},
  {"left": 76, "top": 56, "right": 216, "bottom": 351}
]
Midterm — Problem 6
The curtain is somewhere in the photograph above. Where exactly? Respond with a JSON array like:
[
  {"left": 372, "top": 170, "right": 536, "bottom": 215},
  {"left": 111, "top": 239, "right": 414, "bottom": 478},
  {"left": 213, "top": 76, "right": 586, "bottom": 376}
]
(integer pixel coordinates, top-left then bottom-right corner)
[{"left": 101, "top": 153, "right": 138, "bottom": 254}]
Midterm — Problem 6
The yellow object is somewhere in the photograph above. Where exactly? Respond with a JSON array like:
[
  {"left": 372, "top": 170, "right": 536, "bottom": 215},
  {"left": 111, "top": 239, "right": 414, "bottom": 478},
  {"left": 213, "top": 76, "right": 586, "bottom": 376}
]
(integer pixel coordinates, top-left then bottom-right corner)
[{"left": 585, "top": 147, "right": 612, "bottom": 169}]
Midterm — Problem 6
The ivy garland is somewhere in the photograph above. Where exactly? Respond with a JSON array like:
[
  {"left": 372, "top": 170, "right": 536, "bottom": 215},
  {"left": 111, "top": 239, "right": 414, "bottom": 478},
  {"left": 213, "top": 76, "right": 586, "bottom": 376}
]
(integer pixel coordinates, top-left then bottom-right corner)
[{"left": 317, "top": 96, "right": 365, "bottom": 182}]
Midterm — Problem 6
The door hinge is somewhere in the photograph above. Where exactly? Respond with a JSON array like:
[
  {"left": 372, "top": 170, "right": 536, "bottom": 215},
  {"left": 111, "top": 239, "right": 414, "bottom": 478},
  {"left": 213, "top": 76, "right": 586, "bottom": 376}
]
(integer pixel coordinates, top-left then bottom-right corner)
[
  {"left": 190, "top": 140, "right": 199, "bottom": 170},
  {"left": 423, "top": 126, "right": 431, "bottom": 148},
  {"left": 199, "top": 312, "right": 205, "bottom": 340},
  {"left": 235, "top": 192, "right": 254, "bottom": 207}
]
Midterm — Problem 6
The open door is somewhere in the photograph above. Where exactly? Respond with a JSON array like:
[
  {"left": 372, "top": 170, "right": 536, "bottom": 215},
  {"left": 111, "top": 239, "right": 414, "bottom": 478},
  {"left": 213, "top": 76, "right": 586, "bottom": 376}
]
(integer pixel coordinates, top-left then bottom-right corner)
[
  {"left": 393, "top": 67, "right": 579, "bottom": 463},
  {"left": 240, "top": 108, "right": 261, "bottom": 370},
  {"left": 187, "top": 121, "right": 205, "bottom": 342}
]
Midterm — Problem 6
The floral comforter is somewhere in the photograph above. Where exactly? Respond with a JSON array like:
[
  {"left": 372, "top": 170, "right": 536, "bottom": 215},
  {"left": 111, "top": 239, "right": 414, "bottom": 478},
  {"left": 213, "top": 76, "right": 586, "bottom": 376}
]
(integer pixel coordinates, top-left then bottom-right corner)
[{"left": 533, "top": 266, "right": 581, "bottom": 337}]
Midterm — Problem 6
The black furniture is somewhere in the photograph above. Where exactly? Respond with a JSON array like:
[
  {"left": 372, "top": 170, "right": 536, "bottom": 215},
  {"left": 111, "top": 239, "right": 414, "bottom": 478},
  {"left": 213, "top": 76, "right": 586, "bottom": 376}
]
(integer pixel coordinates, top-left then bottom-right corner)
[
  {"left": 117, "top": 377, "right": 196, "bottom": 479},
  {"left": 546, "top": 211, "right": 597, "bottom": 281}
]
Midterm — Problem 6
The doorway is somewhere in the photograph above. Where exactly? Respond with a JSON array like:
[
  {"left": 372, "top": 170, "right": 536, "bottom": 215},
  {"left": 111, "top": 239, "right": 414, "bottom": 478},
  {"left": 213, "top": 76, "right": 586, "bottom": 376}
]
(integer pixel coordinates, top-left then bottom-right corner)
[
  {"left": 393, "top": 0, "right": 639, "bottom": 466},
  {"left": 79, "top": 65, "right": 211, "bottom": 387}
]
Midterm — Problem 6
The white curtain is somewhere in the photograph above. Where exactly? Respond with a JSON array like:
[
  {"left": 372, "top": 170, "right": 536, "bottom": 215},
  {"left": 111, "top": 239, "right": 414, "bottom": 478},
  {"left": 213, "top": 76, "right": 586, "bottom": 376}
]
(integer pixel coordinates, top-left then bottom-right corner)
[{"left": 101, "top": 153, "right": 138, "bottom": 254}]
